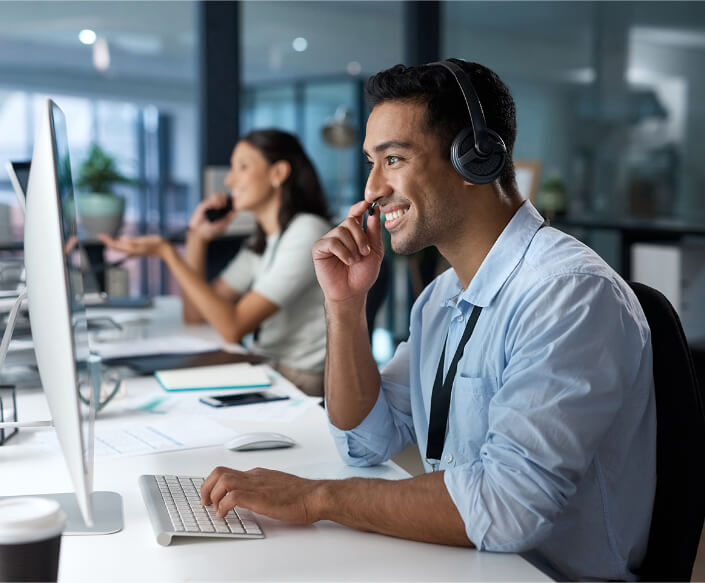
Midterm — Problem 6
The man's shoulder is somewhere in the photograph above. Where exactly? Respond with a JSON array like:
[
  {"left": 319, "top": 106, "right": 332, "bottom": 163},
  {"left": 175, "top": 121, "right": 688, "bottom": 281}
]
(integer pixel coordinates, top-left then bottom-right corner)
[
  {"left": 523, "top": 225, "right": 618, "bottom": 282},
  {"left": 516, "top": 227, "right": 646, "bottom": 328}
]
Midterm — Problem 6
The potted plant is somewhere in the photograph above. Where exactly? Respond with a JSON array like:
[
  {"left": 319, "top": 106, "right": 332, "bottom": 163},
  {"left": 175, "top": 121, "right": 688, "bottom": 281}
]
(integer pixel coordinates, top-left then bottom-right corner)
[
  {"left": 73, "top": 143, "right": 133, "bottom": 239},
  {"left": 536, "top": 172, "right": 567, "bottom": 219}
]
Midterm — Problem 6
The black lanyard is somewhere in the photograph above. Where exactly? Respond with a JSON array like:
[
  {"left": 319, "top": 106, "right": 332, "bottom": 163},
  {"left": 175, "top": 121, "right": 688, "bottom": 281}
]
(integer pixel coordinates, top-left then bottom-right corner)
[{"left": 426, "top": 304, "right": 483, "bottom": 470}]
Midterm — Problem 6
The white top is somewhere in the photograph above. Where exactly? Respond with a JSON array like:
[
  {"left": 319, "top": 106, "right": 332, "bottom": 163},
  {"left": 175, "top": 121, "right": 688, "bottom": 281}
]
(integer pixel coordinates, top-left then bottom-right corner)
[
  {"left": 220, "top": 213, "right": 330, "bottom": 372},
  {"left": 0, "top": 497, "right": 66, "bottom": 544}
]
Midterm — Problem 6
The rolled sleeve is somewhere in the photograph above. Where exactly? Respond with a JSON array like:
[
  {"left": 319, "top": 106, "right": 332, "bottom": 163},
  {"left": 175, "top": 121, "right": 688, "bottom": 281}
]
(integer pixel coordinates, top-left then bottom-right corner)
[{"left": 329, "top": 342, "right": 416, "bottom": 466}]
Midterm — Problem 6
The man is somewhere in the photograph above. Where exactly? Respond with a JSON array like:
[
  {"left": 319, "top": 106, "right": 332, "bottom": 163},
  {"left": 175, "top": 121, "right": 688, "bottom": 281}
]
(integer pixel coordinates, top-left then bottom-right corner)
[{"left": 201, "top": 59, "right": 656, "bottom": 581}]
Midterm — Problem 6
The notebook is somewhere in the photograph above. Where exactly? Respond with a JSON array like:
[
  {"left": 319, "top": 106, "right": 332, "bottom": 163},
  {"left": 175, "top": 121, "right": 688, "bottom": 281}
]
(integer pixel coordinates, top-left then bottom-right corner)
[{"left": 154, "top": 362, "right": 272, "bottom": 392}]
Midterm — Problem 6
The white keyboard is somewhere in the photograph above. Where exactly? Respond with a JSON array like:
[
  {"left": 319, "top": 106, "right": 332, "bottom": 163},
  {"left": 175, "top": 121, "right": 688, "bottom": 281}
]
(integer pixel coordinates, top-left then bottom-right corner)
[{"left": 138, "top": 474, "right": 264, "bottom": 546}]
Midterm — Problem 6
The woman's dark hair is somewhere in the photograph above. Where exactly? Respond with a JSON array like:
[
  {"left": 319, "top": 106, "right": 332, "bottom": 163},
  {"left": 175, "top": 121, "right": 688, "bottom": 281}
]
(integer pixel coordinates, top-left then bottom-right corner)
[
  {"left": 241, "top": 129, "right": 330, "bottom": 254},
  {"left": 365, "top": 59, "right": 517, "bottom": 193}
]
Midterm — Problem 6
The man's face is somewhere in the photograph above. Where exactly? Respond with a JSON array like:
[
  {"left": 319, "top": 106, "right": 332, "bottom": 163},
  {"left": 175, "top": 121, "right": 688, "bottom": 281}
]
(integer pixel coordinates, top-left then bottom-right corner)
[{"left": 363, "top": 100, "right": 464, "bottom": 255}]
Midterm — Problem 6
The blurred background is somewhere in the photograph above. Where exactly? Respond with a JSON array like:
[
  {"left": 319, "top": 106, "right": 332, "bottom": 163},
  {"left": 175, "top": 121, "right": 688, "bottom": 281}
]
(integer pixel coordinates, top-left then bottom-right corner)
[{"left": 1, "top": 0, "right": 704, "bottom": 366}]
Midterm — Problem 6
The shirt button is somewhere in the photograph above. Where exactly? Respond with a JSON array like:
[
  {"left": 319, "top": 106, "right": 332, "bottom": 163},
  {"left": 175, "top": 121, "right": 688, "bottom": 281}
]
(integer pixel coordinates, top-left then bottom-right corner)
[
  {"left": 445, "top": 453, "right": 453, "bottom": 463},
  {"left": 457, "top": 315, "right": 464, "bottom": 322}
]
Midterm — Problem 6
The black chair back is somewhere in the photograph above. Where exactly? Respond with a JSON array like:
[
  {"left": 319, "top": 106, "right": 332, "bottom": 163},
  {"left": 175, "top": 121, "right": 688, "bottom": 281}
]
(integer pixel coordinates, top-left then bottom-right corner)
[{"left": 629, "top": 281, "right": 705, "bottom": 581}]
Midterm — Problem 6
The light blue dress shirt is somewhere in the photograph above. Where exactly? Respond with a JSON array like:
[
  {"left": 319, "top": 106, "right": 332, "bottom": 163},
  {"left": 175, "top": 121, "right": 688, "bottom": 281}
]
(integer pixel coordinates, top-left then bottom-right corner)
[{"left": 329, "top": 201, "right": 656, "bottom": 581}]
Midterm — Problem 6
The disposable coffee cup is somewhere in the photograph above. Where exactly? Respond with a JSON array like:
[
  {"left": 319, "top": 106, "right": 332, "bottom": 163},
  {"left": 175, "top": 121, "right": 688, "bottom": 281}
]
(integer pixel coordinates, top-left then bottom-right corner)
[{"left": 0, "top": 497, "right": 66, "bottom": 582}]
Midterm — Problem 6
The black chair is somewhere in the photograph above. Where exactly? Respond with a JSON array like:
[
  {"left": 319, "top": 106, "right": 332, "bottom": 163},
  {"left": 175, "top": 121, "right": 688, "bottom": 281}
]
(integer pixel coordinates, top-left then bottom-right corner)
[{"left": 629, "top": 281, "right": 705, "bottom": 581}]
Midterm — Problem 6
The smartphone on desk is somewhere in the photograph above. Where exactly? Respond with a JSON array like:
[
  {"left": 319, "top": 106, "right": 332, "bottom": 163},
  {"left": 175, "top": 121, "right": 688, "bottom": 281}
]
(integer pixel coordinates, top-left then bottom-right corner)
[{"left": 199, "top": 392, "right": 289, "bottom": 408}]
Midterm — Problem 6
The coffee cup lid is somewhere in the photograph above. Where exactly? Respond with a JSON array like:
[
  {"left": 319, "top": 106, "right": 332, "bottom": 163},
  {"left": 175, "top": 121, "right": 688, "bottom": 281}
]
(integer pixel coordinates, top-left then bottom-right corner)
[{"left": 0, "top": 497, "right": 66, "bottom": 544}]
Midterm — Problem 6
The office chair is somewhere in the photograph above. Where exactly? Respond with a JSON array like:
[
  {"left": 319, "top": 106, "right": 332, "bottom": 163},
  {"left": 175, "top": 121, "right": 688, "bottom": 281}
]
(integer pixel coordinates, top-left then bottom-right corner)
[{"left": 628, "top": 281, "right": 705, "bottom": 582}]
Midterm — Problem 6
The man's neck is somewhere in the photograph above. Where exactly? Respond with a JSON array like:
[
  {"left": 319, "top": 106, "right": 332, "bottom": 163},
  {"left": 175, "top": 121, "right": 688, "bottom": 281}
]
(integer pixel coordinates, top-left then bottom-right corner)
[{"left": 439, "top": 189, "right": 523, "bottom": 289}]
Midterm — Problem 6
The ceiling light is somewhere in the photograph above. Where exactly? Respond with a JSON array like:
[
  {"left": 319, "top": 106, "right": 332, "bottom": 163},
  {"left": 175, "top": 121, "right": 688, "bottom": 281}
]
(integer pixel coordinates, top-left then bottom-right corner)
[
  {"left": 93, "top": 38, "right": 111, "bottom": 72},
  {"left": 347, "top": 61, "right": 362, "bottom": 76},
  {"left": 79, "top": 29, "right": 97, "bottom": 46},
  {"left": 292, "top": 37, "right": 308, "bottom": 52}
]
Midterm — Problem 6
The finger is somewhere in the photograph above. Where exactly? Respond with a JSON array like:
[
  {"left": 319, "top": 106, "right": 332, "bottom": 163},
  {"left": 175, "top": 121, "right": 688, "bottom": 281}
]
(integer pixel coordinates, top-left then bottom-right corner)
[
  {"left": 334, "top": 223, "right": 366, "bottom": 261},
  {"left": 208, "top": 479, "right": 232, "bottom": 510},
  {"left": 103, "top": 239, "right": 132, "bottom": 253},
  {"left": 313, "top": 233, "right": 360, "bottom": 265},
  {"left": 346, "top": 199, "right": 371, "bottom": 221},
  {"left": 216, "top": 490, "right": 242, "bottom": 518},
  {"left": 365, "top": 209, "right": 384, "bottom": 256},
  {"left": 209, "top": 192, "right": 229, "bottom": 207},
  {"left": 340, "top": 217, "right": 372, "bottom": 257},
  {"left": 201, "top": 466, "right": 227, "bottom": 505}
]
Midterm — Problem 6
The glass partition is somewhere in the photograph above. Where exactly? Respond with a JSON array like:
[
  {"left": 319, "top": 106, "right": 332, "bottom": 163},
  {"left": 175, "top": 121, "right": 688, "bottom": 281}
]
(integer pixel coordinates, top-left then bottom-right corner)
[{"left": 443, "top": 1, "right": 705, "bottom": 224}]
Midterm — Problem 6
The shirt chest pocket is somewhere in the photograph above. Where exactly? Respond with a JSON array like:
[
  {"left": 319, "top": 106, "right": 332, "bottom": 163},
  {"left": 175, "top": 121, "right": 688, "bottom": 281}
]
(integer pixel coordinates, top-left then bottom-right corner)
[{"left": 447, "top": 375, "right": 497, "bottom": 461}]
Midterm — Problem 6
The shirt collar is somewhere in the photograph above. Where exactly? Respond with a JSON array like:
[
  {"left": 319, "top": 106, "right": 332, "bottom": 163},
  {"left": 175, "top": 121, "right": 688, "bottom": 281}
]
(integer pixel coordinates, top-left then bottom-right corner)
[{"left": 453, "top": 200, "right": 545, "bottom": 308}]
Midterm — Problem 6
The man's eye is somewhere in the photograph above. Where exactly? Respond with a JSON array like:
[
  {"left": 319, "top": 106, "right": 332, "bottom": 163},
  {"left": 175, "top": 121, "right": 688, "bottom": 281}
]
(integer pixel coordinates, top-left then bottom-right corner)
[
  {"left": 386, "top": 155, "right": 400, "bottom": 165},
  {"left": 365, "top": 159, "right": 374, "bottom": 170}
]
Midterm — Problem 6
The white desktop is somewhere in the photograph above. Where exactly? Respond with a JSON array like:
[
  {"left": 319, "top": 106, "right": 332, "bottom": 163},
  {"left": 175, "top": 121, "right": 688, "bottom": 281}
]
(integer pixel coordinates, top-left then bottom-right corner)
[
  {"left": 21, "top": 99, "right": 122, "bottom": 531},
  {"left": 0, "top": 100, "right": 550, "bottom": 581}
]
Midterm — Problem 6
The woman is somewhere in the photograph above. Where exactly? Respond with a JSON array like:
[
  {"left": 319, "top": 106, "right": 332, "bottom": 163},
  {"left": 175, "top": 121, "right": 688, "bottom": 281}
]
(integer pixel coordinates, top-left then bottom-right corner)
[{"left": 100, "top": 129, "right": 331, "bottom": 395}]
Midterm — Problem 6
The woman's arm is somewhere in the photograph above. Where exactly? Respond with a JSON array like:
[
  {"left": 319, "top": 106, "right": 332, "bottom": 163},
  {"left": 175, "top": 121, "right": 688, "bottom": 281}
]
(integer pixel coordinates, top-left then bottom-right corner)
[
  {"left": 161, "top": 243, "right": 278, "bottom": 343},
  {"left": 181, "top": 230, "right": 241, "bottom": 323},
  {"left": 99, "top": 233, "right": 277, "bottom": 343}
]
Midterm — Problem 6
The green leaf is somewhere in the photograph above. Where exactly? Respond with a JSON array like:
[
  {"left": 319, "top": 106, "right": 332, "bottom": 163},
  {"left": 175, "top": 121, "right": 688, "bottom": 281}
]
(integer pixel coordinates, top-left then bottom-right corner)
[{"left": 75, "top": 143, "right": 135, "bottom": 194}]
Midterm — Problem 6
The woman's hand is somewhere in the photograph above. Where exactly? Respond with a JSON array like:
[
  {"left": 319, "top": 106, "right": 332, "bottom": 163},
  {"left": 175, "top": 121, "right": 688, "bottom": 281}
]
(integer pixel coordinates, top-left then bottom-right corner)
[
  {"left": 188, "top": 193, "right": 237, "bottom": 241},
  {"left": 98, "top": 234, "right": 169, "bottom": 259},
  {"left": 312, "top": 200, "right": 384, "bottom": 305}
]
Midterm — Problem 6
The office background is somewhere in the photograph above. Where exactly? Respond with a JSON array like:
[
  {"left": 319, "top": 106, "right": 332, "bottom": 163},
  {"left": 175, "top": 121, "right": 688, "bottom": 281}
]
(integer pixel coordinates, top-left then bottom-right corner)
[
  {"left": 1, "top": 2, "right": 705, "bottom": 576},
  {"left": 1, "top": 1, "right": 704, "bottom": 364}
]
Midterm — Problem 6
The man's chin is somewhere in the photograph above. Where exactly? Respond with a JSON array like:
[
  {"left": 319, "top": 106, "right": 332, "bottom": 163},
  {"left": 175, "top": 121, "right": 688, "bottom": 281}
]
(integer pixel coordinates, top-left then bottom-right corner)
[{"left": 390, "top": 234, "right": 425, "bottom": 256}]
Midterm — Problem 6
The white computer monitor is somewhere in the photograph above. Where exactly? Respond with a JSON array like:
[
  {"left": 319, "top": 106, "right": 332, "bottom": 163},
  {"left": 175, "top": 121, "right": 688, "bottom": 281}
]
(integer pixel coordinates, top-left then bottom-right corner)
[
  {"left": 5, "top": 160, "right": 30, "bottom": 212},
  {"left": 23, "top": 99, "right": 122, "bottom": 534}
]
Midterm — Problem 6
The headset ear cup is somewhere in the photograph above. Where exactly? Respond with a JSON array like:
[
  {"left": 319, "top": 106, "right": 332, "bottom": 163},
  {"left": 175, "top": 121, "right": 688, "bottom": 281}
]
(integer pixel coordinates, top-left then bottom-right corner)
[{"left": 450, "top": 128, "right": 507, "bottom": 185}]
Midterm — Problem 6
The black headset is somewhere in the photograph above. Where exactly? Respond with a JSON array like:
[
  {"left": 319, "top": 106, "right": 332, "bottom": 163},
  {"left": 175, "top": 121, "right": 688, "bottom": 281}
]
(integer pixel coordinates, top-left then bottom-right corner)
[{"left": 430, "top": 60, "right": 507, "bottom": 184}]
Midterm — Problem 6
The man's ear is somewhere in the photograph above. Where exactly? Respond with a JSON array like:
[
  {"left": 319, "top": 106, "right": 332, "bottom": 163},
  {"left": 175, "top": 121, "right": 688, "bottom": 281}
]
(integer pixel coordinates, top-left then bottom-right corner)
[{"left": 271, "top": 160, "right": 292, "bottom": 186}]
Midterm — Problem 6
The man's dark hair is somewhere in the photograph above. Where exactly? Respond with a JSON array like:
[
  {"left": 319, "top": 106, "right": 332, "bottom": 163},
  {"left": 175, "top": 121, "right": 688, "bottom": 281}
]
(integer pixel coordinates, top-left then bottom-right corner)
[
  {"left": 365, "top": 58, "right": 517, "bottom": 193},
  {"left": 241, "top": 129, "right": 330, "bottom": 254}
]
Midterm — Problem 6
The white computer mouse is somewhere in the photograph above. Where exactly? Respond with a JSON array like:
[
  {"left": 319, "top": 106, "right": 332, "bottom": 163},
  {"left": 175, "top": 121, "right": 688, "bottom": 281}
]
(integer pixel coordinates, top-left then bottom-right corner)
[{"left": 224, "top": 432, "right": 296, "bottom": 452}]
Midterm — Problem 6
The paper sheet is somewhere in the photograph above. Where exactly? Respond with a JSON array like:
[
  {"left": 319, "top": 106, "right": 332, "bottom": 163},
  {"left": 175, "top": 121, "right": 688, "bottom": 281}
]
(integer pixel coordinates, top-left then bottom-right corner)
[
  {"left": 24, "top": 415, "right": 236, "bottom": 458},
  {"left": 92, "top": 415, "right": 236, "bottom": 457}
]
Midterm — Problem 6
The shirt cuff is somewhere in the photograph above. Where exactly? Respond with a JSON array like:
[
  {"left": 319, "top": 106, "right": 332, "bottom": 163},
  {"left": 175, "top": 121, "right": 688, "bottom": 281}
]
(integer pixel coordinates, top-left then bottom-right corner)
[
  {"left": 444, "top": 464, "right": 493, "bottom": 549},
  {"left": 328, "top": 390, "right": 394, "bottom": 466}
]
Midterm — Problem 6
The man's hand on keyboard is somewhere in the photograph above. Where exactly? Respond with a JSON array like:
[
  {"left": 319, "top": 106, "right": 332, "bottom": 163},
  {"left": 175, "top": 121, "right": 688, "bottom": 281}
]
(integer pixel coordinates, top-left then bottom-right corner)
[{"left": 201, "top": 466, "right": 322, "bottom": 524}]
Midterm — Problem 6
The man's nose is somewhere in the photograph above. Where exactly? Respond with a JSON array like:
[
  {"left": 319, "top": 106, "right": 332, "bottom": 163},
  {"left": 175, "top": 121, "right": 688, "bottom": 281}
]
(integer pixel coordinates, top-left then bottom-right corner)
[{"left": 364, "top": 165, "right": 392, "bottom": 205}]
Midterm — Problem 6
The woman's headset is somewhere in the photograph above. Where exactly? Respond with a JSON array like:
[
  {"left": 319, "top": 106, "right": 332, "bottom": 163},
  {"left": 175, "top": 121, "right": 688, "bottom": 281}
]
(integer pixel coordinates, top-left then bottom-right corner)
[{"left": 430, "top": 60, "right": 507, "bottom": 184}]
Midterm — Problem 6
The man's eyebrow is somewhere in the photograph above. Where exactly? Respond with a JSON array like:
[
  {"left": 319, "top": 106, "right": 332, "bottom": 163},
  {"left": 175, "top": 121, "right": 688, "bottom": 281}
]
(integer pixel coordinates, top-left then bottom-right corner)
[{"left": 363, "top": 140, "right": 413, "bottom": 157}]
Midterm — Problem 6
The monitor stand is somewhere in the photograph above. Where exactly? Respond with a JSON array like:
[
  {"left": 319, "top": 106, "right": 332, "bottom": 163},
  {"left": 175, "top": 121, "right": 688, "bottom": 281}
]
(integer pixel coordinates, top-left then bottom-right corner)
[
  {"left": 0, "top": 291, "right": 123, "bottom": 535},
  {"left": 0, "top": 491, "right": 123, "bottom": 535}
]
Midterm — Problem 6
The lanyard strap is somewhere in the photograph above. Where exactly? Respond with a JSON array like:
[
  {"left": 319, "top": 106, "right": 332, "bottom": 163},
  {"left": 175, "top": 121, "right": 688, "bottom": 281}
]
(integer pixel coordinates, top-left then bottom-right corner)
[{"left": 426, "top": 304, "right": 483, "bottom": 468}]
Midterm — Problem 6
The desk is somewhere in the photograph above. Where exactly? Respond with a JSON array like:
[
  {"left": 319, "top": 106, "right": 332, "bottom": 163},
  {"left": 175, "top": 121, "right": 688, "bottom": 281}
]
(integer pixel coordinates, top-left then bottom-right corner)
[{"left": 1, "top": 300, "right": 550, "bottom": 582}]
